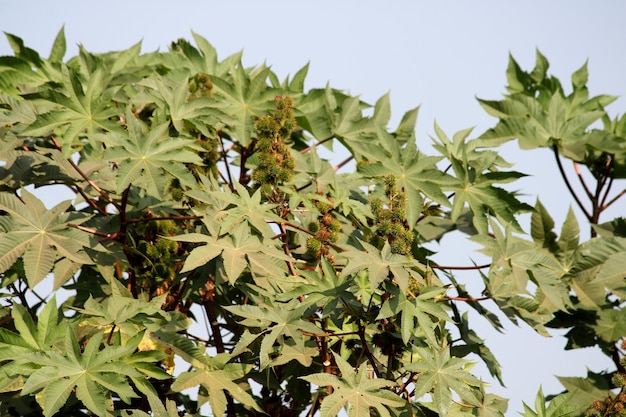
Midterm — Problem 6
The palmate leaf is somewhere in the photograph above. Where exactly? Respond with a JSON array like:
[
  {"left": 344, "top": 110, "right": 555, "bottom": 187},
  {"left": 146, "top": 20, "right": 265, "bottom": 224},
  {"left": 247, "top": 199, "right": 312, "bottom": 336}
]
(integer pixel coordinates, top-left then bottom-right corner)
[
  {"left": 301, "top": 355, "right": 405, "bottom": 417},
  {"left": 270, "top": 337, "right": 319, "bottom": 367},
  {"left": 75, "top": 289, "right": 190, "bottom": 342},
  {"left": 405, "top": 346, "right": 483, "bottom": 415},
  {"left": 208, "top": 181, "right": 285, "bottom": 236},
  {"left": 567, "top": 236, "right": 626, "bottom": 309},
  {"left": 376, "top": 285, "right": 450, "bottom": 347},
  {"left": 358, "top": 137, "right": 452, "bottom": 227},
  {"left": 591, "top": 309, "right": 626, "bottom": 343},
  {"left": 21, "top": 330, "right": 153, "bottom": 417},
  {"left": 102, "top": 114, "right": 203, "bottom": 196},
  {"left": 451, "top": 312, "right": 504, "bottom": 386},
  {"left": 20, "top": 66, "right": 122, "bottom": 156},
  {"left": 136, "top": 75, "right": 235, "bottom": 132},
  {"left": 210, "top": 64, "right": 276, "bottom": 146},
  {"left": 0, "top": 297, "right": 67, "bottom": 392},
  {"left": 556, "top": 371, "right": 612, "bottom": 407},
  {"left": 473, "top": 220, "right": 573, "bottom": 332},
  {"left": 163, "top": 32, "right": 242, "bottom": 80},
  {"left": 431, "top": 124, "right": 531, "bottom": 235},
  {"left": 170, "top": 221, "right": 289, "bottom": 283},
  {"left": 340, "top": 240, "right": 424, "bottom": 290},
  {"left": 519, "top": 388, "right": 582, "bottom": 417},
  {"left": 227, "top": 301, "right": 324, "bottom": 369},
  {"left": 276, "top": 257, "right": 359, "bottom": 315},
  {"left": 444, "top": 392, "right": 508, "bottom": 417},
  {"left": 440, "top": 151, "right": 532, "bottom": 235},
  {"left": 171, "top": 354, "right": 262, "bottom": 416},
  {"left": 0, "top": 189, "right": 92, "bottom": 287},
  {"left": 0, "top": 33, "right": 62, "bottom": 95},
  {"left": 478, "top": 52, "right": 616, "bottom": 158}
]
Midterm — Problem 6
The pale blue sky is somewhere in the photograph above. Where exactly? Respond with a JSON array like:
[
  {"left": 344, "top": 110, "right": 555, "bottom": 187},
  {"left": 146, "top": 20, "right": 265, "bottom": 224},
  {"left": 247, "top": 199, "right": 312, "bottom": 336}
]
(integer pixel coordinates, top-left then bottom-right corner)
[{"left": 2, "top": 1, "right": 625, "bottom": 413}]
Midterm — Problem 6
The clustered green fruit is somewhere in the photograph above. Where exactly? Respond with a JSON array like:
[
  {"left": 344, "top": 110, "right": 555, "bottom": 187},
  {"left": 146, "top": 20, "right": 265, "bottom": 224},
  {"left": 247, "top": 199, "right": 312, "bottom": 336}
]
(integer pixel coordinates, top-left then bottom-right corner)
[
  {"left": 131, "top": 213, "right": 186, "bottom": 296},
  {"left": 306, "top": 196, "right": 341, "bottom": 263},
  {"left": 369, "top": 175, "right": 414, "bottom": 255},
  {"left": 252, "top": 95, "right": 296, "bottom": 194},
  {"left": 188, "top": 72, "right": 214, "bottom": 97}
]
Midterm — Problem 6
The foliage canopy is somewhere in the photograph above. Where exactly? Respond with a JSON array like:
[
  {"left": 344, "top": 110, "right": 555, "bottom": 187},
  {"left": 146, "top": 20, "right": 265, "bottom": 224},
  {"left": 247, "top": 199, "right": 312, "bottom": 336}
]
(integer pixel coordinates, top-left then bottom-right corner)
[{"left": 0, "top": 28, "right": 625, "bottom": 416}]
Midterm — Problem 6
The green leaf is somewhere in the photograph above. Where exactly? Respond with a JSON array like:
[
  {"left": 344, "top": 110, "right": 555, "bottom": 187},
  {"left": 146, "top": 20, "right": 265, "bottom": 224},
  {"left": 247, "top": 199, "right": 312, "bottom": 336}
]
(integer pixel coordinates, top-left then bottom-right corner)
[
  {"left": 276, "top": 257, "right": 358, "bottom": 315},
  {"left": 226, "top": 301, "right": 323, "bottom": 369},
  {"left": 530, "top": 199, "right": 557, "bottom": 249},
  {"left": 48, "top": 26, "right": 66, "bottom": 64},
  {"left": 451, "top": 312, "right": 503, "bottom": 385},
  {"left": 376, "top": 285, "right": 450, "bottom": 347},
  {"left": 21, "top": 329, "right": 150, "bottom": 417},
  {"left": 0, "top": 189, "right": 92, "bottom": 286},
  {"left": 171, "top": 355, "right": 262, "bottom": 416},
  {"left": 170, "top": 222, "right": 289, "bottom": 283},
  {"left": 302, "top": 355, "right": 405, "bottom": 417},
  {"left": 571, "top": 61, "right": 589, "bottom": 89},
  {"left": 103, "top": 114, "right": 203, "bottom": 196},
  {"left": 592, "top": 309, "right": 626, "bottom": 342},
  {"left": 446, "top": 161, "right": 531, "bottom": 234},
  {"left": 568, "top": 237, "right": 626, "bottom": 308},
  {"left": 405, "top": 346, "right": 483, "bottom": 415},
  {"left": 556, "top": 371, "right": 611, "bottom": 407},
  {"left": 208, "top": 181, "right": 285, "bottom": 236},
  {"left": 340, "top": 240, "right": 424, "bottom": 290},
  {"left": 519, "top": 387, "right": 582, "bottom": 417},
  {"left": 21, "top": 66, "right": 122, "bottom": 156},
  {"left": 358, "top": 137, "right": 452, "bottom": 227},
  {"left": 210, "top": 65, "right": 275, "bottom": 146}
]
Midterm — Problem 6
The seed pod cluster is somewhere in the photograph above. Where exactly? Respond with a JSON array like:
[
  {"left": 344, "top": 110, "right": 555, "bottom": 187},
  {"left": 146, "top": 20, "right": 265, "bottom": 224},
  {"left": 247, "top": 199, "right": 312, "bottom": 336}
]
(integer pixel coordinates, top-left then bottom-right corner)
[
  {"left": 188, "top": 72, "right": 214, "bottom": 98},
  {"left": 131, "top": 214, "right": 187, "bottom": 297},
  {"left": 370, "top": 175, "right": 414, "bottom": 255},
  {"left": 585, "top": 362, "right": 626, "bottom": 417},
  {"left": 252, "top": 95, "right": 296, "bottom": 194},
  {"left": 306, "top": 196, "right": 341, "bottom": 263}
]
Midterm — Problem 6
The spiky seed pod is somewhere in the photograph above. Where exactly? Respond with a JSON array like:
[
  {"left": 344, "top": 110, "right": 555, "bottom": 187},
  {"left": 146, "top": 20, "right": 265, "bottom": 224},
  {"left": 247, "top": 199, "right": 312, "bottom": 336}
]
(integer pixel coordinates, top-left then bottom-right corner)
[
  {"left": 306, "top": 237, "right": 323, "bottom": 253},
  {"left": 321, "top": 213, "right": 335, "bottom": 226},
  {"left": 252, "top": 95, "right": 297, "bottom": 195},
  {"left": 369, "top": 175, "right": 414, "bottom": 255},
  {"left": 613, "top": 373, "right": 626, "bottom": 388},
  {"left": 189, "top": 73, "right": 214, "bottom": 97},
  {"left": 307, "top": 193, "right": 340, "bottom": 262},
  {"left": 329, "top": 219, "right": 342, "bottom": 232}
]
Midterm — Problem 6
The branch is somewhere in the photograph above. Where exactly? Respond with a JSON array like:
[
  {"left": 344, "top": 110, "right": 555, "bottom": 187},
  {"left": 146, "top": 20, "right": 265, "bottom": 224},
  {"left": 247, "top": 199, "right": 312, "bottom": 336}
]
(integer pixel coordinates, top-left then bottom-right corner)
[
  {"left": 600, "top": 177, "right": 615, "bottom": 208},
  {"left": 573, "top": 162, "right": 594, "bottom": 200},
  {"left": 300, "top": 135, "right": 335, "bottom": 154},
  {"left": 8, "top": 282, "right": 36, "bottom": 321},
  {"left": 117, "top": 185, "right": 138, "bottom": 298},
  {"left": 430, "top": 263, "right": 490, "bottom": 271},
  {"left": 602, "top": 187, "right": 626, "bottom": 210},
  {"left": 67, "top": 223, "right": 119, "bottom": 239},
  {"left": 50, "top": 136, "right": 122, "bottom": 212},
  {"left": 333, "top": 155, "right": 354, "bottom": 171},
  {"left": 552, "top": 145, "right": 591, "bottom": 220},
  {"left": 357, "top": 320, "right": 382, "bottom": 379},
  {"left": 201, "top": 278, "right": 237, "bottom": 417},
  {"left": 445, "top": 296, "right": 489, "bottom": 302},
  {"left": 124, "top": 215, "right": 202, "bottom": 225},
  {"left": 68, "top": 184, "right": 108, "bottom": 215},
  {"left": 217, "top": 132, "right": 235, "bottom": 192},
  {"left": 279, "top": 222, "right": 298, "bottom": 277}
]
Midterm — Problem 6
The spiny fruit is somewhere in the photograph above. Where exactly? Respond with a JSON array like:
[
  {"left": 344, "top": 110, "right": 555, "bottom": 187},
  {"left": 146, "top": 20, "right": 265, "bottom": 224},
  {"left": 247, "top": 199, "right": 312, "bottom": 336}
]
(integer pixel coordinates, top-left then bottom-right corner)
[
  {"left": 252, "top": 95, "right": 296, "bottom": 196},
  {"left": 369, "top": 175, "right": 414, "bottom": 255}
]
